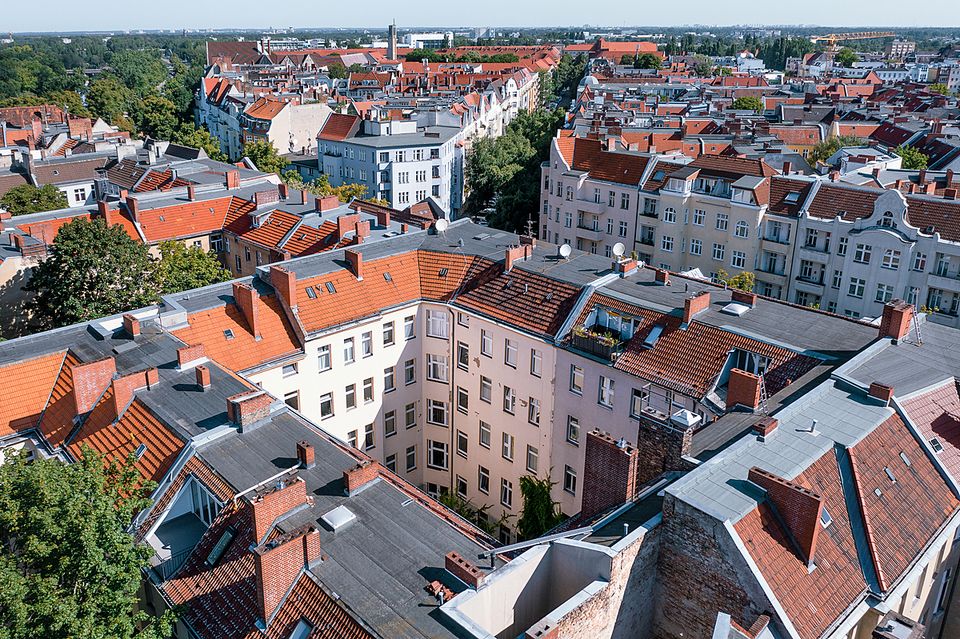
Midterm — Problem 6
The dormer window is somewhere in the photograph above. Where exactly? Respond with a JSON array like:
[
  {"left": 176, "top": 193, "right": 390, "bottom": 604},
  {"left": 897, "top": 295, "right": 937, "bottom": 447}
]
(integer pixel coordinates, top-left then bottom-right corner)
[{"left": 878, "top": 211, "right": 896, "bottom": 228}]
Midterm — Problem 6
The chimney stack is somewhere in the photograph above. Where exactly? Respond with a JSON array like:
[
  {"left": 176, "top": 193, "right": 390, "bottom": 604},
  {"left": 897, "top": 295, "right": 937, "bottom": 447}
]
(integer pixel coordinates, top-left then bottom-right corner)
[
  {"left": 781, "top": 161, "right": 791, "bottom": 175},
  {"left": 71, "top": 357, "right": 117, "bottom": 415},
  {"left": 225, "top": 169, "right": 240, "bottom": 189},
  {"left": 343, "top": 460, "right": 380, "bottom": 495},
  {"left": 125, "top": 195, "right": 140, "bottom": 221},
  {"left": 354, "top": 219, "right": 370, "bottom": 243},
  {"left": 748, "top": 467, "right": 823, "bottom": 566},
  {"left": 195, "top": 364, "right": 211, "bottom": 390},
  {"left": 122, "top": 313, "right": 140, "bottom": 338},
  {"left": 177, "top": 344, "right": 206, "bottom": 369},
  {"left": 727, "top": 369, "right": 761, "bottom": 410},
  {"left": 344, "top": 249, "right": 364, "bottom": 280},
  {"left": 227, "top": 390, "right": 273, "bottom": 432},
  {"left": 879, "top": 299, "right": 914, "bottom": 342},
  {"left": 868, "top": 381, "right": 895, "bottom": 405},
  {"left": 580, "top": 430, "right": 639, "bottom": 521},
  {"left": 270, "top": 265, "right": 298, "bottom": 310},
  {"left": 187, "top": 184, "right": 196, "bottom": 201},
  {"left": 296, "top": 440, "right": 315, "bottom": 469},
  {"left": 233, "top": 282, "right": 261, "bottom": 339},
  {"left": 504, "top": 245, "right": 526, "bottom": 272},
  {"left": 655, "top": 269, "right": 670, "bottom": 285},
  {"left": 110, "top": 368, "right": 159, "bottom": 421},
  {"left": 683, "top": 291, "right": 710, "bottom": 324},
  {"left": 315, "top": 195, "right": 340, "bottom": 212},
  {"left": 253, "top": 524, "right": 321, "bottom": 623}
]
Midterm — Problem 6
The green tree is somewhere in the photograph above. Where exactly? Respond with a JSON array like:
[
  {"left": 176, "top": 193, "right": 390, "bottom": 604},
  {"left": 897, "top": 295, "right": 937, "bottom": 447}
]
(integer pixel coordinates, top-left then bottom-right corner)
[
  {"left": 692, "top": 54, "right": 714, "bottom": 76},
  {"left": 731, "top": 96, "right": 764, "bottom": 112},
  {"left": 517, "top": 475, "right": 564, "bottom": 540},
  {"left": 717, "top": 269, "right": 756, "bottom": 292},
  {"left": 132, "top": 94, "right": 178, "bottom": 140},
  {"left": 635, "top": 53, "right": 662, "bottom": 69},
  {"left": 808, "top": 134, "right": 865, "bottom": 164},
  {"left": 155, "top": 240, "right": 231, "bottom": 294},
  {"left": 834, "top": 48, "right": 859, "bottom": 68},
  {"left": 243, "top": 140, "right": 287, "bottom": 175},
  {"left": 171, "top": 123, "right": 227, "bottom": 161},
  {"left": 1, "top": 184, "right": 68, "bottom": 215},
  {"left": 86, "top": 75, "right": 132, "bottom": 124},
  {"left": 283, "top": 172, "right": 369, "bottom": 203},
  {"left": 438, "top": 492, "right": 509, "bottom": 537},
  {"left": 894, "top": 145, "right": 929, "bottom": 170},
  {"left": 108, "top": 50, "right": 168, "bottom": 95},
  {"left": 0, "top": 448, "right": 175, "bottom": 639},
  {"left": 25, "top": 218, "right": 159, "bottom": 329},
  {"left": 928, "top": 83, "right": 950, "bottom": 96},
  {"left": 326, "top": 63, "right": 348, "bottom": 79},
  {"left": 46, "top": 89, "right": 92, "bottom": 118}
]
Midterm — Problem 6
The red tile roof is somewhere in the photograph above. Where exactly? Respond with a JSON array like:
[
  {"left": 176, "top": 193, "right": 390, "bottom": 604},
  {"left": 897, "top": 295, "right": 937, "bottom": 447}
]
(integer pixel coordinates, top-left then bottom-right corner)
[
  {"left": 317, "top": 113, "right": 360, "bottom": 141},
  {"left": 0, "top": 351, "right": 68, "bottom": 438},
  {"left": 689, "top": 154, "right": 776, "bottom": 179},
  {"left": 37, "top": 351, "right": 83, "bottom": 448},
  {"left": 244, "top": 97, "right": 289, "bottom": 121},
  {"left": 900, "top": 380, "right": 960, "bottom": 481},
  {"left": 136, "top": 196, "right": 239, "bottom": 243},
  {"left": 768, "top": 177, "right": 813, "bottom": 217},
  {"left": 561, "top": 137, "right": 651, "bottom": 186}
]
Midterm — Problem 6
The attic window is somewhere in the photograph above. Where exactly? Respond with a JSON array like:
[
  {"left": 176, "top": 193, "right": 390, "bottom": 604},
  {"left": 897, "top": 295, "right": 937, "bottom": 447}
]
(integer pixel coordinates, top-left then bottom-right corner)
[
  {"left": 820, "top": 508, "right": 832, "bottom": 528},
  {"left": 134, "top": 443, "right": 148, "bottom": 459},
  {"left": 288, "top": 620, "right": 313, "bottom": 639},
  {"left": 159, "top": 215, "right": 165, "bottom": 222},
  {"left": 784, "top": 192, "right": 801, "bottom": 204},
  {"left": 223, "top": 329, "right": 235, "bottom": 340},
  {"left": 653, "top": 170, "right": 665, "bottom": 181},
  {"left": 325, "top": 282, "right": 336, "bottom": 294},
  {"left": 305, "top": 286, "right": 317, "bottom": 299},
  {"left": 545, "top": 292, "right": 554, "bottom": 301},
  {"left": 883, "top": 466, "right": 896, "bottom": 483},
  {"left": 383, "top": 272, "right": 393, "bottom": 282},
  {"left": 899, "top": 451, "right": 911, "bottom": 467},
  {"left": 643, "top": 324, "right": 664, "bottom": 349},
  {"left": 931, "top": 437, "right": 945, "bottom": 453},
  {"left": 438, "top": 268, "right": 448, "bottom": 277},
  {"left": 204, "top": 525, "right": 237, "bottom": 567}
]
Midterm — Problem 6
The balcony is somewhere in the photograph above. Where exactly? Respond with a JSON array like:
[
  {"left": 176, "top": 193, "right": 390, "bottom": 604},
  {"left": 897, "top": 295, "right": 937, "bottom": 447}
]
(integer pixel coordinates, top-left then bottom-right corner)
[
  {"left": 798, "top": 246, "right": 830, "bottom": 264},
  {"left": 146, "top": 512, "right": 206, "bottom": 583},
  {"left": 638, "top": 235, "right": 655, "bottom": 246},
  {"left": 575, "top": 224, "right": 605, "bottom": 243},
  {"left": 761, "top": 234, "right": 790, "bottom": 246},
  {"left": 794, "top": 276, "right": 825, "bottom": 295},
  {"left": 574, "top": 199, "right": 603, "bottom": 215},
  {"left": 569, "top": 324, "right": 624, "bottom": 362},
  {"left": 928, "top": 272, "right": 960, "bottom": 292}
]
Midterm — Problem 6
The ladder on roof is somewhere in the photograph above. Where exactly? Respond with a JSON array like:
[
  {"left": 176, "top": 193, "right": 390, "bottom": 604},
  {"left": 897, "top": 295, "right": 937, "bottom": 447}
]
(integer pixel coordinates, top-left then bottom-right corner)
[
  {"left": 913, "top": 303, "right": 923, "bottom": 346},
  {"left": 758, "top": 373, "right": 769, "bottom": 415}
]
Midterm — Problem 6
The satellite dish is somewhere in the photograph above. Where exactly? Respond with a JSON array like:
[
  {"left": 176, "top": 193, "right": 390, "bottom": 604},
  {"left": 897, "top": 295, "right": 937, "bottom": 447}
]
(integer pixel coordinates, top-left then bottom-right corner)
[
  {"left": 612, "top": 242, "right": 626, "bottom": 257},
  {"left": 435, "top": 218, "right": 449, "bottom": 232},
  {"left": 558, "top": 243, "right": 572, "bottom": 259}
]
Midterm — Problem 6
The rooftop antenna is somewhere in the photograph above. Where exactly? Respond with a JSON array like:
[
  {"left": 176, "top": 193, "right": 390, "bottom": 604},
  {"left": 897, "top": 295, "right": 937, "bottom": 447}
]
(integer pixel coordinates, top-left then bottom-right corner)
[{"left": 524, "top": 211, "right": 535, "bottom": 238}]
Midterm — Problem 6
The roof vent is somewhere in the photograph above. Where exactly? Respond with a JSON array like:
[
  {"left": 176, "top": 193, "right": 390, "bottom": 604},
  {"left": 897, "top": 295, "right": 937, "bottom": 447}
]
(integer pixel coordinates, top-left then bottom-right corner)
[
  {"left": 721, "top": 302, "right": 751, "bottom": 316},
  {"left": 784, "top": 191, "right": 801, "bottom": 204},
  {"left": 321, "top": 505, "right": 357, "bottom": 531}
]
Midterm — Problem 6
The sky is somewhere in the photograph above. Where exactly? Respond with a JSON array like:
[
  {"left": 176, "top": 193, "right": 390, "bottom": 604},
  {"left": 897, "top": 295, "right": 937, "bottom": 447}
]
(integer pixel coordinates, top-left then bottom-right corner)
[{"left": 6, "top": 0, "right": 958, "bottom": 32}]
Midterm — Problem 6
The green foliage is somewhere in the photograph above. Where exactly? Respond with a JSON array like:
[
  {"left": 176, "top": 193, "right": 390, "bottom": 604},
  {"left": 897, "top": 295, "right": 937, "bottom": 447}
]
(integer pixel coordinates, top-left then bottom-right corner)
[
  {"left": 156, "top": 240, "right": 231, "bottom": 294},
  {"left": 1, "top": 184, "right": 68, "bottom": 215},
  {"left": 894, "top": 145, "right": 929, "bottom": 170},
  {"left": 171, "top": 123, "right": 227, "bottom": 161},
  {"left": 326, "top": 62, "right": 348, "bottom": 79},
  {"left": 928, "top": 83, "right": 951, "bottom": 96},
  {"left": 731, "top": 96, "right": 764, "bottom": 112},
  {"left": 0, "top": 448, "right": 175, "bottom": 639},
  {"left": 404, "top": 49, "right": 520, "bottom": 63},
  {"left": 86, "top": 75, "right": 132, "bottom": 124},
  {"left": 692, "top": 54, "right": 714, "bottom": 77},
  {"left": 46, "top": 89, "right": 91, "bottom": 118},
  {"left": 834, "top": 48, "right": 859, "bottom": 68},
  {"left": 438, "top": 492, "right": 510, "bottom": 537},
  {"left": 621, "top": 53, "right": 661, "bottom": 69},
  {"left": 717, "top": 269, "right": 756, "bottom": 292},
  {"left": 553, "top": 53, "right": 587, "bottom": 102},
  {"left": 517, "top": 475, "right": 564, "bottom": 541},
  {"left": 282, "top": 171, "right": 369, "bottom": 203},
  {"left": 108, "top": 49, "right": 168, "bottom": 96},
  {"left": 25, "top": 218, "right": 159, "bottom": 329},
  {"left": 808, "top": 135, "right": 865, "bottom": 164},
  {"left": 243, "top": 140, "right": 287, "bottom": 175},
  {"left": 131, "top": 94, "right": 178, "bottom": 141}
]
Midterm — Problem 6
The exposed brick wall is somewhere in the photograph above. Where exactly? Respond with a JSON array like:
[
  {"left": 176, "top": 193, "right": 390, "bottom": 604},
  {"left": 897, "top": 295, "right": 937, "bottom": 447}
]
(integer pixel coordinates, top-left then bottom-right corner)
[
  {"left": 582, "top": 430, "right": 639, "bottom": 520},
  {"left": 731, "top": 290, "right": 758, "bottom": 306},
  {"left": 879, "top": 299, "right": 913, "bottom": 341},
  {"left": 269, "top": 266, "right": 297, "bottom": 309},
  {"left": 251, "top": 476, "right": 309, "bottom": 543},
  {"left": 727, "top": 369, "right": 761, "bottom": 410},
  {"left": 505, "top": 245, "right": 526, "bottom": 272},
  {"left": 335, "top": 213, "right": 360, "bottom": 240},
  {"left": 343, "top": 461, "right": 379, "bottom": 495},
  {"left": 111, "top": 368, "right": 158, "bottom": 420},
  {"left": 683, "top": 291, "right": 710, "bottom": 323},
  {"left": 177, "top": 344, "right": 205, "bottom": 367},
  {"left": 232, "top": 282, "right": 261, "bottom": 339},
  {"left": 747, "top": 467, "right": 823, "bottom": 565},
  {"left": 445, "top": 551, "right": 485, "bottom": 589},
  {"left": 654, "top": 495, "right": 770, "bottom": 639},
  {"left": 868, "top": 382, "right": 894, "bottom": 403},
  {"left": 345, "top": 249, "right": 364, "bottom": 280},
  {"left": 72, "top": 357, "right": 116, "bottom": 414},
  {"left": 227, "top": 391, "right": 272, "bottom": 430},
  {"left": 253, "top": 525, "right": 317, "bottom": 621},
  {"left": 635, "top": 418, "right": 696, "bottom": 487},
  {"left": 122, "top": 313, "right": 140, "bottom": 337}
]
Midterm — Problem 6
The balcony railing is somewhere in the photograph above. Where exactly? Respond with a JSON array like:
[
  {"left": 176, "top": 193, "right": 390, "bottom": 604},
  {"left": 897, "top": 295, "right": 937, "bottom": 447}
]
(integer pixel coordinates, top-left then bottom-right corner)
[
  {"left": 569, "top": 324, "right": 624, "bottom": 361},
  {"left": 151, "top": 547, "right": 194, "bottom": 583}
]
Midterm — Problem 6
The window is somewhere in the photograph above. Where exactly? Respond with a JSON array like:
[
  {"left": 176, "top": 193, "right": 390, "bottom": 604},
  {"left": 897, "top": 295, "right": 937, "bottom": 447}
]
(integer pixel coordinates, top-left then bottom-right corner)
[
  {"left": 563, "top": 466, "right": 577, "bottom": 494},
  {"left": 881, "top": 249, "right": 901, "bottom": 270},
  {"left": 503, "top": 386, "right": 516, "bottom": 414},
  {"left": 693, "top": 209, "right": 705, "bottom": 225},
  {"left": 385, "top": 453, "right": 397, "bottom": 473},
  {"left": 478, "top": 466, "right": 490, "bottom": 494},
  {"left": 345, "top": 384, "right": 356, "bottom": 410},
  {"left": 457, "top": 386, "right": 469, "bottom": 413},
  {"left": 619, "top": 221, "right": 628, "bottom": 237},
  {"left": 526, "top": 445, "right": 539, "bottom": 473},
  {"left": 404, "top": 315, "right": 416, "bottom": 340},
  {"left": 712, "top": 243, "right": 725, "bottom": 261},
  {"left": 528, "top": 397, "right": 541, "bottom": 425},
  {"left": 480, "top": 376, "right": 492, "bottom": 403},
  {"left": 427, "top": 440, "right": 448, "bottom": 470},
  {"left": 734, "top": 221, "right": 749, "bottom": 238},
  {"left": 427, "top": 399, "right": 448, "bottom": 426},
  {"left": 343, "top": 337, "right": 355, "bottom": 364},
  {"left": 663, "top": 208, "right": 676, "bottom": 223},
  {"left": 318, "top": 344, "right": 332, "bottom": 371},
  {"left": 384, "top": 366, "right": 395, "bottom": 393},
  {"left": 362, "top": 378, "right": 374, "bottom": 403},
  {"left": 936, "top": 567, "right": 953, "bottom": 613},
  {"left": 501, "top": 479, "right": 513, "bottom": 508},
  {"left": 690, "top": 238, "right": 702, "bottom": 255},
  {"left": 876, "top": 283, "right": 895, "bottom": 303},
  {"left": 832, "top": 270, "right": 843, "bottom": 289},
  {"left": 608, "top": 190, "right": 615, "bottom": 207},
  {"left": 480, "top": 329, "right": 493, "bottom": 356},
  {"left": 620, "top": 192, "right": 630, "bottom": 209},
  {"left": 405, "top": 445, "right": 417, "bottom": 472},
  {"left": 456, "top": 475, "right": 468, "bottom": 499},
  {"left": 848, "top": 277, "right": 865, "bottom": 299},
  {"left": 837, "top": 236, "right": 848, "bottom": 257},
  {"left": 382, "top": 321, "right": 395, "bottom": 346},
  {"left": 363, "top": 423, "right": 375, "bottom": 450},
  {"left": 457, "top": 342, "right": 470, "bottom": 370},
  {"left": 504, "top": 339, "right": 518, "bottom": 367},
  {"left": 405, "top": 403, "right": 416, "bottom": 429},
  {"left": 384, "top": 410, "right": 396, "bottom": 437},
  {"left": 566, "top": 416, "right": 580, "bottom": 444},
  {"left": 570, "top": 365, "right": 584, "bottom": 394},
  {"left": 731, "top": 251, "right": 746, "bottom": 269},
  {"left": 457, "top": 312, "right": 469, "bottom": 327},
  {"left": 716, "top": 213, "right": 729, "bottom": 231},
  {"left": 630, "top": 388, "right": 648, "bottom": 418},
  {"left": 284, "top": 391, "right": 299, "bottom": 410},
  {"left": 282, "top": 363, "right": 298, "bottom": 378},
  {"left": 361, "top": 331, "right": 373, "bottom": 357},
  {"left": 320, "top": 392, "right": 333, "bottom": 418},
  {"left": 530, "top": 349, "right": 542, "bottom": 377},
  {"left": 502, "top": 433, "right": 514, "bottom": 461},
  {"left": 599, "top": 376, "right": 615, "bottom": 407},
  {"left": 426, "top": 310, "right": 448, "bottom": 338},
  {"left": 854, "top": 243, "right": 872, "bottom": 264},
  {"left": 913, "top": 252, "right": 927, "bottom": 272},
  {"left": 479, "top": 421, "right": 491, "bottom": 448},
  {"left": 456, "top": 430, "right": 468, "bottom": 458},
  {"left": 427, "top": 354, "right": 449, "bottom": 382},
  {"left": 347, "top": 430, "right": 358, "bottom": 448},
  {"left": 661, "top": 235, "right": 674, "bottom": 252},
  {"left": 404, "top": 359, "right": 416, "bottom": 385}
]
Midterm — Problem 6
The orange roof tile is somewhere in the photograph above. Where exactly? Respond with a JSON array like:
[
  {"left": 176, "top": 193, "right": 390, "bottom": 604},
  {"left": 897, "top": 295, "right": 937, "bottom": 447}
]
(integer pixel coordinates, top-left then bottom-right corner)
[
  {"left": 0, "top": 351, "right": 68, "bottom": 438},
  {"left": 317, "top": 113, "right": 360, "bottom": 141},
  {"left": 136, "top": 196, "right": 235, "bottom": 242},
  {"left": 244, "top": 97, "right": 288, "bottom": 121},
  {"left": 37, "top": 351, "right": 83, "bottom": 448}
]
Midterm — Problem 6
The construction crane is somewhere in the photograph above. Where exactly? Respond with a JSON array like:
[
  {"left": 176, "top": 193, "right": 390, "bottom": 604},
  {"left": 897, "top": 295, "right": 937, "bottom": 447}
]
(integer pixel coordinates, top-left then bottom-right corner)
[{"left": 809, "top": 31, "right": 896, "bottom": 52}]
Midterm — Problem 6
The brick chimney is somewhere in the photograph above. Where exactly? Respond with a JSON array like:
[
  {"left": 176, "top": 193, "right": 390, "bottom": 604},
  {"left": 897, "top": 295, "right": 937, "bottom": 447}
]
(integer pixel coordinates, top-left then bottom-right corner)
[
  {"left": 270, "top": 265, "right": 298, "bottom": 310},
  {"left": 354, "top": 219, "right": 370, "bottom": 244},
  {"left": 227, "top": 390, "right": 272, "bottom": 431},
  {"left": 945, "top": 188, "right": 959, "bottom": 200},
  {"left": 343, "top": 460, "right": 380, "bottom": 495},
  {"left": 253, "top": 524, "right": 321, "bottom": 622},
  {"left": 195, "top": 364, "right": 211, "bottom": 390},
  {"left": 344, "top": 249, "right": 364, "bottom": 280},
  {"left": 581, "top": 430, "right": 639, "bottom": 520},
  {"left": 233, "top": 282, "right": 261, "bottom": 339},
  {"left": 879, "top": 299, "right": 913, "bottom": 342},
  {"left": 731, "top": 289, "right": 758, "bottom": 306},
  {"left": 371, "top": 207, "right": 391, "bottom": 228},
  {"left": 868, "top": 381, "right": 895, "bottom": 405},
  {"left": 504, "top": 245, "right": 526, "bottom": 272},
  {"left": 654, "top": 269, "right": 670, "bottom": 285},
  {"left": 278, "top": 182, "right": 289, "bottom": 199},
  {"left": 753, "top": 416, "right": 778, "bottom": 440},
  {"left": 918, "top": 169, "right": 927, "bottom": 185},
  {"left": 125, "top": 195, "right": 140, "bottom": 221},
  {"left": 445, "top": 551, "right": 485, "bottom": 589},
  {"left": 225, "top": 169, "right": 240, "bottom": 189},
  {"left": 72, "top": 357, "right": 117, "bottom": 415},
  {"left": 177, "top": 344, "right": 206, "bottom": 369},
  {"left": 782, "top": 161, "right": 791, "bottom": 175},
  {"left": 727, "top": 368, "right": 761, "bottom": 410},
  {"left": 747, "top": 467, "right": 823, "bottom": 566},
  {"left": 296, "top": 440, "right": 315, "bottom": 469},
  {"left": 187, "top": 184, "right": 196, "bottom": 201},
  {"left": 111, "top": 368, "right": 159, "bottom": 420},
  {"left": 122, "top": 313, "right": 140, "bottom": 338},
  {"left": 315, "top": 195, "right": 341, "bottom": 212},
  {"left": 335, "top": 213, "right": 360, "bottom": 241},
  {"left": 250, "top": 474, "right": 310, "bottom": 542},
  {"left": 683, "top": 291, "right": 710, "bottom": 324}
]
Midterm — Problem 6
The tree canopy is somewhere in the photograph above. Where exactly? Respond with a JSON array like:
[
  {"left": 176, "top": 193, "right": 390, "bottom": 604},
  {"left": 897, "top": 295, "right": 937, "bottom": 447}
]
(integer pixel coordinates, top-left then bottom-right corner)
[
  {"left": 243, "top": 140, "right": 287, "bottom": 175},
  {"left": 928, "top": 83, "right": 951, "bottom": 96},
  {"left": 894, "top": 144, "right": 929, "bottom": 170},
  {"left": 156, "top": 240, "right": 231, "bottom": 294},
  {"left": 0, "top": 448, "right": 175, "bottom": 639},
  {"left": 717, "top": 269, "right": 756, "bottom": 292},
  {"left": 282, "top": 171, "right": 373, "bottom": 203},
  {"left": 516, "top": 475, "right": 564, "bottom": 540},
  {"left": 1, "top": 184, "right": 68, "bottom": 215},
  {"left": 731, "top": 96, "right": 764, "bottom": 112},
  {"left": 170, "top": 123, "right": 228, "bottom": 162},
  {"left": 808, "top": 135, "right": 865, "bottom": 164},
  {"left": 25, "top": 218, "right": 159, "bottom": 329},
  {"left": 834, "top": 47, "right": 859, "bottom": 68}
]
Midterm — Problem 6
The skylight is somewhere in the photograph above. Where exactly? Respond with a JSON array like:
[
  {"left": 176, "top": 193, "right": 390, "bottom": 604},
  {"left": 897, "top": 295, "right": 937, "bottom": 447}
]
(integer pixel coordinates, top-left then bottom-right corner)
[
  {"left": 438, "top": 268, "right": 448, "bottom": 277},
  {"left": 384, "top": 272, "right": 393, "bottom": 282},
  {"left": 305, "top": 286, "right": 317, "bottom": 299},
  {"left": 899, "top": 451, "right": 911, "bottom": 467},
  {"left": 223, "top": 329, "right": 235, "bottom": 340},
  {"left": 204, "top": 526, "right": 237, "bottom": 567},
  {"left": 820, "top": 508, "right": 832, "bottom": 528},
  {"left": 325, "top": 282, "right": 336, "bottom": 294},
  {"left": 784, "top": 192, "right": 801, "bottom": 204},
  {"left": 642, "top": 324, "right": 664, "bottom": 349},
  {"left": 931, "top": 437, "right": 945, "bottom": 453},
  {"left": 321, "top": 505, "right": 357, "bottom": 531},
  {"left": 134, "top": 443, "right": 148, "bottom": 459},
  {"left": 883, "top": 466, "right": 896, "bottom": 483}
]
